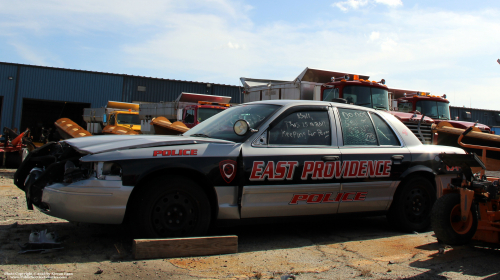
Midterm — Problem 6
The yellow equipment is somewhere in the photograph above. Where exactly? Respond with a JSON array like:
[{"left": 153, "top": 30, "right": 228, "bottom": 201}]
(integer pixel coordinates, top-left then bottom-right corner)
[{"left": 432, "top": 127, "right": 500, "bottom": 245}]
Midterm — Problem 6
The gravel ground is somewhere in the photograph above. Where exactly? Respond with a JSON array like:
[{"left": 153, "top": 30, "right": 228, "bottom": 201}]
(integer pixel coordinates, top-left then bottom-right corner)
[{"left": 1, "top": 168, "right": 500, "bottom": 280}]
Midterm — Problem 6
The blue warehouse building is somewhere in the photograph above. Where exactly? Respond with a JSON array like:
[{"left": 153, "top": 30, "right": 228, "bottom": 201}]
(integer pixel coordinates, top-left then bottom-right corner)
[{"left": 0, "top": 62, "right": 242, "bottom": 140}]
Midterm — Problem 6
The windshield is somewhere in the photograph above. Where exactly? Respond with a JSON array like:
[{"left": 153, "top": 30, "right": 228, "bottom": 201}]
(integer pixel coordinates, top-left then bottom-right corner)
[
  {"left": 184, "top": 104, "right": 281, "bottom": 142},
  {"left": 415, "top": 100, "right": 450, "bottom": 120},
  {"left": 340, "top": 86, "right": 389, "bottom": 110},
  {"left": 198, "top": 108, "right": 225, "bottom": 123},
  {"left": 116, "top": 113, "right": 141, "bottom": 125},
  {"left": 398, "top": 102, "right": 412, "bottom": 113},
  {"left": 323, "top": 88, "right": 339, "bottom": 101}
]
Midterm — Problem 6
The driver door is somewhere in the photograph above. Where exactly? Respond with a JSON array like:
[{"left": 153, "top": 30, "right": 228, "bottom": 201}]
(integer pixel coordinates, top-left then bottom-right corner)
[{"left": 240, "top": 105, "right": 342, "bottom": 218}]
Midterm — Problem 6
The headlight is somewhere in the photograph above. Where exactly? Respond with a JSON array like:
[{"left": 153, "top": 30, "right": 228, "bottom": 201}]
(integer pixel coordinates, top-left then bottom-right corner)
[{"left": 95, "top": 162, "right": 122, "bottom": 180}]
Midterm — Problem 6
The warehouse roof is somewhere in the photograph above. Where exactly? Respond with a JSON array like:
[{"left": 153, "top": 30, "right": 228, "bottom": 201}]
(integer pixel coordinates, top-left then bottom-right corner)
[{"left": 0, "top": 61, "right": 240, "bottom": 87}]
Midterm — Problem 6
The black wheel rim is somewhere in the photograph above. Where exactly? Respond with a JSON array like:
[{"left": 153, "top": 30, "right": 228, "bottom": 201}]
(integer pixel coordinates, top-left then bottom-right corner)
[
  {"left": 403, "top": 187, "right": 430, "bottom": 223},
  {"left": 150, "top": 191, "right": 199, "bottom": 237}
]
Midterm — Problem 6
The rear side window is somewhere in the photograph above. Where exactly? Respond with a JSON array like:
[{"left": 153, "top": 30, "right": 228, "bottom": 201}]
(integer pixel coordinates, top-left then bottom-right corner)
[
  {"left": 269, "top": 111, "right": 330, "bottom": 145},
  {"left": 370, "top": 113, "right": 400, "bottom": 146},
  {"left": 338, "top": 108, "right": 377, "bottom": 146},
  {"left": 338, "top": 108, "right": 400, "bottom": 146}
]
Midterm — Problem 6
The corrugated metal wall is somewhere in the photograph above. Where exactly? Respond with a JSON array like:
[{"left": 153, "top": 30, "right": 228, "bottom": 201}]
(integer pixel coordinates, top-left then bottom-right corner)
[
  {"left": 123, "top": 77, "right": 209, "bottom": 103},
  {"left": 450, "top": 106, "right": 500, "bottom": 127},
  {"left": 10, "top": 66, "right": 123, "bottom": 130},
  {"left": 122, "top": 77, "right": 242, "bottom": 103},
  {"left": 0, "top": 64, "right": 19, "bottom": 131}
]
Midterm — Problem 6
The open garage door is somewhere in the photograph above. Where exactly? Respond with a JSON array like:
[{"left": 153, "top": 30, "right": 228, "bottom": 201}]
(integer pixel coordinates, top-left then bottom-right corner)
[{"left": 20, "top": 99, "right": 91, "bottom": 142}]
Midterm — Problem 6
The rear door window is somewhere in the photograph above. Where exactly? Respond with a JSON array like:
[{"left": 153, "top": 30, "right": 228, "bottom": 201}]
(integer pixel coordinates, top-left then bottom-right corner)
[
  {"left": 338, "top": 108, "right": 377, "bottom": 146},
  {"left": 338, "top": 108, "right": 400, "bottom": 146}
]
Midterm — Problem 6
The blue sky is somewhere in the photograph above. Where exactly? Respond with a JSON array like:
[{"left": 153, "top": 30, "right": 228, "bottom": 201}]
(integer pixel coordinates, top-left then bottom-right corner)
[{"left": 1, "top": 0, "right": 499, "bottom": 109}]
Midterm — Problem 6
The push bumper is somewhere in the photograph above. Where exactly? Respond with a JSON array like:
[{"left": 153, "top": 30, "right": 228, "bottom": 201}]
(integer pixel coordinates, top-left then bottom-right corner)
[{"left": 39, "top": 177, "right": 133, "bottom": 224}]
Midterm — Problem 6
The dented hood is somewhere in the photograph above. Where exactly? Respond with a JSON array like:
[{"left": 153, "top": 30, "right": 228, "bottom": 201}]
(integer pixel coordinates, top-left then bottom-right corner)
[
  {"left": 434, "top": 119, "right": 490, "bottom": 131},
  {"left": 62, "top": 134, "right": 234, "bottom": 155}
]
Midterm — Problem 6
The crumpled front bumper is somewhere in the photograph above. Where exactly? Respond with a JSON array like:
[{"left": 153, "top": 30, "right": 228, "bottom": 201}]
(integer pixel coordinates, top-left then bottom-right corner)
[{"left": 39, "top": 177, "right": 133, "bottom": 224}]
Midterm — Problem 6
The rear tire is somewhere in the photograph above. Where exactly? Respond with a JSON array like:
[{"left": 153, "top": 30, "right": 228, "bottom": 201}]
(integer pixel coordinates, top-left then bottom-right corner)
[
  {"left": 130, "top": 176, "right": 211, "bottom": 238},
  {"left": 387, "top": 177, "right": 435, "bottom": 232},
  {"left": 431, "top": 193, "right": 478, "bottom": 245}
]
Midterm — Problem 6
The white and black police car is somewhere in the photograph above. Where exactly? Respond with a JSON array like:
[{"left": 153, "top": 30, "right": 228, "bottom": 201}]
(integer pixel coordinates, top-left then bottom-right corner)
[{"left": 15, "top": 100, "right": 465, "bottom": 237}]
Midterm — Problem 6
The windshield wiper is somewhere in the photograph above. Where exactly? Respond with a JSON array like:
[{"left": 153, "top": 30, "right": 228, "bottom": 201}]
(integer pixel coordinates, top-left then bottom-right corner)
[{"left": 190, "top": 133, "right": 211, "bottom": 138}]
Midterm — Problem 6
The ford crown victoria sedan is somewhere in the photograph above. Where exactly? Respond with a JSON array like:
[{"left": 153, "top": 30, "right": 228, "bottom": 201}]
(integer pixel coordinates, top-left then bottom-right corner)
[{"left": 15, "top": 100, "right": 466, "bottom": 237}]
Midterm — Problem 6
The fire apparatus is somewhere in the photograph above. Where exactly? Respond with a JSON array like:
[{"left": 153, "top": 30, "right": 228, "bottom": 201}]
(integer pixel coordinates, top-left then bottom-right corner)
[{"left": 241, "top": 68, "right": 435, "bottom": 144}]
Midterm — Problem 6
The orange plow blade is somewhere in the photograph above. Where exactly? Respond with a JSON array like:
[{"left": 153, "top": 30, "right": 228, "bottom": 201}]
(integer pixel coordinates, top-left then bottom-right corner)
[
  {"left": 151, "top": 117, "right": 189, "bottom": 135},
  {"left": 55, "top": 118, "right": 93, "bottom": 139}
]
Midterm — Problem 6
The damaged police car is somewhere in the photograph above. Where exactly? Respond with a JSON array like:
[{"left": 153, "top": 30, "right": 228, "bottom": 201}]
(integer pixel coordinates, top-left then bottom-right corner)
[{"left": 15, "top": 100, "right": 466, "bottom": 238}]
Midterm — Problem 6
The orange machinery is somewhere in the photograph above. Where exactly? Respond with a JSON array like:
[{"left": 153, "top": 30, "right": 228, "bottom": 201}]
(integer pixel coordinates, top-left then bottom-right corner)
[{"left": 432, "top": 126, "right": 500, "bottom": 245}]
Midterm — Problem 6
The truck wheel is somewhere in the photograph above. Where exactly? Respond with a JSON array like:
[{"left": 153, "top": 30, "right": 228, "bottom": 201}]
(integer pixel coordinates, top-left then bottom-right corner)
[
  {"left": 431, "top": 193, "right": 477, "bottom": 245},
  {"left": 132, "top": 176, "right": 211, "bottom": 238},
  {"left": 387, "top": 177, "right": 435, "bottom": 232}
]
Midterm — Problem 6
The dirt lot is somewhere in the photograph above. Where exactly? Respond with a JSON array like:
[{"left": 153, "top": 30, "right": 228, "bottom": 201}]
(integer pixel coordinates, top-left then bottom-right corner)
[{"left": 1, "top": 168, "right": 500, "bottom": 280}]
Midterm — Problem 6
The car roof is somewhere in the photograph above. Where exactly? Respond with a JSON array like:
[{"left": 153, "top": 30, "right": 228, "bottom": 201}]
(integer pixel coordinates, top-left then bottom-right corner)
[{"left": 244, "top": 99, "right": 381, "bottom": 113}]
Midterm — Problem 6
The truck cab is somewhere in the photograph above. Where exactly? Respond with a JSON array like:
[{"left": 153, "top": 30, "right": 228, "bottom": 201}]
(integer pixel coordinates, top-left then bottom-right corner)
[
  {"left": 107, "top": 111, "right": 141, "bottom": 131},
  {"left": 320, "top": 74, "right": 390, "bottom": 110},
  {"left": 181, "top": 102, "right": 230, "bottom": 128},
  {"left": 397, "top": 92, "right": 490, "bottom": 133},
  {"left": 84, "top": 101, "right": 142, "bottom": 135}
]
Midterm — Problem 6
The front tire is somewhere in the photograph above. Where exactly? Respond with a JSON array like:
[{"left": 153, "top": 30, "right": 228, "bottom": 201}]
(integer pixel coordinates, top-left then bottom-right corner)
[
  {"left": 131, "top": 176, "right": 211, "bottom": 238},
  {"left": 388, "top": 177, "right": 435, "bottom": 232},
  {"left": 431, "top": 193, "right": 478, "bottom": 245}
]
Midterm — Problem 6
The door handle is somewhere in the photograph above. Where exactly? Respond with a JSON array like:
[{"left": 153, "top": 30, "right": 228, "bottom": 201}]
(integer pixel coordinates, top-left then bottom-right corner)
[
  {"left": 322, "top": 155, "right": 340, "bottom": 161},
  {"left": 391, "top": 155, "right": 404, "bottom": 160}
]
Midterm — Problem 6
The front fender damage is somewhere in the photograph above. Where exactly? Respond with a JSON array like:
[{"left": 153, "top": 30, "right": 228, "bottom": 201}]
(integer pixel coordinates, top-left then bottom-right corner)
[{"left": 14, "top": 142, "right": 92, "bottom": 210}]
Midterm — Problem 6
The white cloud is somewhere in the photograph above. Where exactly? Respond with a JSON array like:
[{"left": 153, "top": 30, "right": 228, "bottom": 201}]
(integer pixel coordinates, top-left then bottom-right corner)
[
  {"left": 8, "top": 42, "right": 46, "bottom": 65},
  {"left": 332, "top": 0, "right": 401, "bottom": 12},
  {"left": 333, "top": 0, "right": 369, "bottom": 12},
  {"left": 375, "top": 0, "right": 402, "bottom": 7},
  {"left": 227, "top": 42, "right": 242, "bottom": 49},
  {"left": 369, "top": 31, "right": 380, "bottom": 41},
  {"left": 380, "top": 38, "right": 397, "bottom": 51}
]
